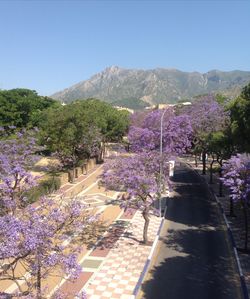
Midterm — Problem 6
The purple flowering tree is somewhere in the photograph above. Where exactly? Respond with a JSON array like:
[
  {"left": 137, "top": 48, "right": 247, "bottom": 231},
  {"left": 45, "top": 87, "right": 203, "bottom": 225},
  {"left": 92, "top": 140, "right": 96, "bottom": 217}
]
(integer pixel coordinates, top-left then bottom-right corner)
[
  {"left": 0, "top": 132, "right": 98, "bottom": 298},
  {"left": 221, "top": 154, "right": 250, "bottom": 252},
  {"left": 129, "top": 110, "right": 150, "bottom": 128},
  {"left": 0, "top": 129, "right": 41, "bottom": 214},
  {"left": 102, "top": 108, "right": 193, "bottom": 244},
  {"left": 0, "top": 198, "right": 89, "bottom": 298},
  {"left": 183, "top": 95, "right": 230, "bottom": 174},
  {"left": 128, "top": 108, "right": 193, "bottom": 155},
  {"left": 102, "top": 151, "right": 171, "bottom": 244}
]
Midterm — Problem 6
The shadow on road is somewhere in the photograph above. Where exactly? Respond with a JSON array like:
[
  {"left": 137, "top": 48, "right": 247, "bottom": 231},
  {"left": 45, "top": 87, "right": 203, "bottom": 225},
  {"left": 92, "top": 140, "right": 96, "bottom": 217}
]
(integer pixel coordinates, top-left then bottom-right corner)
[
  {"left": 140, "top": 163, "right": 243, "bottom": 299},
  {"left": 141, "top": 228, "right": 241, "bottom": 299}
]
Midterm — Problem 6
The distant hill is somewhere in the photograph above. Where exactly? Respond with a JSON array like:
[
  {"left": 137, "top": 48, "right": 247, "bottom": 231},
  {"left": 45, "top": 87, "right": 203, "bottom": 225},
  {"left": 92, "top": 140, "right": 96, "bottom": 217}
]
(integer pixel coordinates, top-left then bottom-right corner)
[{"left": 51, "top": 66, "right": 250, "bottom": 106}]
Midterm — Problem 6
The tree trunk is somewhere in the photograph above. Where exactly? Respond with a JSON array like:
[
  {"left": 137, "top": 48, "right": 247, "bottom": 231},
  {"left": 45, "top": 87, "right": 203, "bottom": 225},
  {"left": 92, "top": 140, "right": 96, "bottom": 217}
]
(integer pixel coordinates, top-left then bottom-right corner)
[
  {"left": 36, "top": 257, "right": 42, "bottom": 299},
  {"left": 97, "top": 142, "right": 105, "bottom": 163},
  {"left": 72, "top": 166, "right": 76, "bottom": 182},
  {"left": 230, "top": 199, "right": 234, "bottom": 216},
  {"left": 218, "top": 168, "right": 223, "bottom": 197},
  {"left": 101, "top": 142, "right": 106, "bottom": 161},
  {"left": 68, "top": 169, "right": 74, "bottom": 183},
  {"left": 217, "top": 159, "right": 223, "bottom": 197},
  {"left": 195, "top": 154, "right": 198, "bottom": 167},
  {"left": 202, "top": 151, "right": 206, "bottom": 175},
  {"left": 142, "top": 206, "right": 150, "bottom": 245},
  {"left": 243, "top": 202, "right": 249, "bottom": 252},
  {"left": 84, "top": 163, "right": 88, "bottom": 175},
  {"left": 209, "top": 159, "right": 214, "bottom": 184}
]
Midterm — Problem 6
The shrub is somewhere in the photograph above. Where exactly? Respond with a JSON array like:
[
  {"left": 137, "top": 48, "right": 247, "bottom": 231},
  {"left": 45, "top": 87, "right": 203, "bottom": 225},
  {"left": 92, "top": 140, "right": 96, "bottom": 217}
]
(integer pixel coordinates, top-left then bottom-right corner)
[{"left": 25, "top": 176, "right": 61, "bottom": 203}]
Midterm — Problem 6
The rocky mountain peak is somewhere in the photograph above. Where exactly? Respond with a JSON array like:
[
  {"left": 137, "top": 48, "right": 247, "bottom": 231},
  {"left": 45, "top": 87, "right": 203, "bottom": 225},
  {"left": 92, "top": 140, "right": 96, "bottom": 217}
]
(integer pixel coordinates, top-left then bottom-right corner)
[{"left": 51, "top": 67, "right": 250, "bottom": 107}]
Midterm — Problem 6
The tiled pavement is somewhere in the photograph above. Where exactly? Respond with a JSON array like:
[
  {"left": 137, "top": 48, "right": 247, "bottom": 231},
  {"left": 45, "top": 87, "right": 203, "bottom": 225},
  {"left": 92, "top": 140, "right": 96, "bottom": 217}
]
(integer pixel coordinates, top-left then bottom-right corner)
[
  {"left": 1, "top": 160, "right": 162, "bottom": 298},
  {"left": 76, "top": 193, "right": 116, "bottom": 207},
  {"left": 54, "top": 209, "right": 161, "bottom": 299},
  {"left": 182, "top": 156, "right": 250, "bottom": 297},
  {"left": 51, "top": 167, "right": 162, "bottom": 299},
  {"left": 83, "top": 211, "right": 161, "bottom": 299}
]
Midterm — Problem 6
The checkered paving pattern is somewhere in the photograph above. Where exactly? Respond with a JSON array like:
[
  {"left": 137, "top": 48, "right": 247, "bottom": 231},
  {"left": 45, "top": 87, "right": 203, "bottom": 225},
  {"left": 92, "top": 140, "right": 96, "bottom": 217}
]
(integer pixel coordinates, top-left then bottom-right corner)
[
  {"left": 76, "top": 193, "right": 111, "bottom": 206},
  {"left": 84, "top": 211, "right": 161, "bottom": 299}
]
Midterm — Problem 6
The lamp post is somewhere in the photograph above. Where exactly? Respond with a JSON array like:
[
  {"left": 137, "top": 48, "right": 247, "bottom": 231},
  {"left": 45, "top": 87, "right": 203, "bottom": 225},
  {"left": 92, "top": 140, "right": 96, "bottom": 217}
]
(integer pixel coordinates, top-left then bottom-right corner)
[{"left": 159, "top": 109, "right": 167, "bottom": 217}]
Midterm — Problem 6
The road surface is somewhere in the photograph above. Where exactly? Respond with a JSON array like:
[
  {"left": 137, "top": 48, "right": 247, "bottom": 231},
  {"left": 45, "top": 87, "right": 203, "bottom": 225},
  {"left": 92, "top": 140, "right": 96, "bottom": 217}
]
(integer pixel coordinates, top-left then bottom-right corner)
[{"left": 139, "top": 162, "right": 243, "bottom": 299}]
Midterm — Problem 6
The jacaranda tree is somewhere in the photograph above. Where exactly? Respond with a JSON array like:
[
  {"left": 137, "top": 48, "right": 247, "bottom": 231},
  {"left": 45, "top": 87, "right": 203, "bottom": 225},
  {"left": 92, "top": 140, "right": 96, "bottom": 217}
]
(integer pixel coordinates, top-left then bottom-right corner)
[
  {"left": 0, "top": 130, "right": 97, "bottom": 298},
  {"left": 221, "top": 154, "right": 250, "bottom": 252},
  {"left": 0, "top": 128, "right": 41, "bottom": 213},
  {"left": 101, "top": 151, "right": 171, "bottom": 244},
  {"left": 183, "top": 95, "right": 230, "bottom": 174},
  {"left": 128, "top": 107, "right": 193, "bottom": 154},
  {"left": 102, "top": 107, "right": 193, "bottom": 244}
]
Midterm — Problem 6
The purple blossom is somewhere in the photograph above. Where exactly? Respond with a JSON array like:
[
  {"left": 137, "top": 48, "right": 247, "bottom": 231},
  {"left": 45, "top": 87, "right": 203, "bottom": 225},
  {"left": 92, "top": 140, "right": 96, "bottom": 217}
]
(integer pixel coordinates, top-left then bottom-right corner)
[
  {"left": 0, "top": 131, "right": 99, "bottom": 297},
  {"left": 183, "top": 95, "right": 230, "bottom": 141},
  {"left": 128, "top": 108, "right": 193, "bottom": 155},
  {"left": 101, "top": 151, "right": 171, "bottom": 243},
  {"left": 221, "top": 154, "right": 250, "bottom": 203}
]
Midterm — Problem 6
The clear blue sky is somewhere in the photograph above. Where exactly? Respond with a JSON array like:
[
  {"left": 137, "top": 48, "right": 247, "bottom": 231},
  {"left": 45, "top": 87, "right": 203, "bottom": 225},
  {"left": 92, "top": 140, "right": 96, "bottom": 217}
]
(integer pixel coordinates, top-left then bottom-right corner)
[{"left": 0, "top": 0, "right": 249, "bottom": 95}]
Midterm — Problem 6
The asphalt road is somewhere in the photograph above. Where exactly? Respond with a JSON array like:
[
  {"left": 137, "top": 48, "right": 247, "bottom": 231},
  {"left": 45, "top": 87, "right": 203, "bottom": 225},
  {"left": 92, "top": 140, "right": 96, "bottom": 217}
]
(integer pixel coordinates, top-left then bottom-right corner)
[{"left": 140, "top": 162, "right": 243, "bottom": 299}]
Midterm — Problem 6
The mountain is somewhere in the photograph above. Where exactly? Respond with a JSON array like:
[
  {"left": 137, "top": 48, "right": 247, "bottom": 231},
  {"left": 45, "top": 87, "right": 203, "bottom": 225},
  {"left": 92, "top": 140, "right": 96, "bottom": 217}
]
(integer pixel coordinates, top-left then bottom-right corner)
[{"left": 51, "top": 66, "right": 250, "bottom": 106}]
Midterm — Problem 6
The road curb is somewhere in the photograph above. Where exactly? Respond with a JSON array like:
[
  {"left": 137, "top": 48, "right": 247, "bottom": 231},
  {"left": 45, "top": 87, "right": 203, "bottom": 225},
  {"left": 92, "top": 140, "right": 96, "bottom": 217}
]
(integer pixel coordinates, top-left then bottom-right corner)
[
  {"left": 132, "top": 206, "right": 167, "bottom": 299},
  {"left": 187, "top": 161, "right": 249, "bottom": 299}
]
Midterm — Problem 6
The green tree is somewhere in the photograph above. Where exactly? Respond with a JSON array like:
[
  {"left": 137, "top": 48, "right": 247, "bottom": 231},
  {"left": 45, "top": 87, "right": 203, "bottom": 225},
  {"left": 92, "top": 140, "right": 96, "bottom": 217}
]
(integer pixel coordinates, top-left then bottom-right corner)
[
  {"left": 75, "top": 99, "right": 129, "bottom": 141},
  {"left": 207, "top": 130, "right": 235, "bottom": 195},
  {"left": 39, "top": 104, "right": 100, "bottom": 181},
  {"left": 40, "top": 99, "right": 130, "bottom": 181},
  {"left": 229, "top": 82, "right": 250, "bottom": 153},
  {"left": 73, "top": 99, "right": 130, "bottom": 160},
  {"left": 0, "top": 88, "right": 60, "bottom": 129},
  {"left": 215, "top": 93, "right": 230, "bottom": 106}
]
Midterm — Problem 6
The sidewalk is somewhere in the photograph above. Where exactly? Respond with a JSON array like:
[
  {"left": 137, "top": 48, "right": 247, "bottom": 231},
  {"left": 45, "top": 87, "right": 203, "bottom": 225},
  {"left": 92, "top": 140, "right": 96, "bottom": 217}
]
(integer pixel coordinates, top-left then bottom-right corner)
[
  {"left": 50, "top": 163, "right": 163, "bottom": 298},
  {"left": 1, "top": 159, "right": 163, "bottom": 298},
  {"left": 83, "top": 211, "right": 161, "bottom": 299},
  {"left": 182, "top": 156, "right": 250, "bottom": 297}
]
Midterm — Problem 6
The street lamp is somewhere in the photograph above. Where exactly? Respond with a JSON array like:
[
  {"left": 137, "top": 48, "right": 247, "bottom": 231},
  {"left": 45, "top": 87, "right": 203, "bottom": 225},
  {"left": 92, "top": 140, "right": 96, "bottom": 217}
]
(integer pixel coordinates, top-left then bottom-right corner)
[{"left": 159, "top": 109, "right": 167, "bottom": 217}]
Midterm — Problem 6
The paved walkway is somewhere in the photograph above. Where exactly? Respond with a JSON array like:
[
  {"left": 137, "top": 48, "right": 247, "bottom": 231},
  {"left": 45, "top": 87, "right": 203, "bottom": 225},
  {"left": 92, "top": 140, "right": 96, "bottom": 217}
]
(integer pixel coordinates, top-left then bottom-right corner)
[
  {"left": 84, "top": 212, "right": 161, "bottom": 299},
  {"left": 183, "top": 156, "right": 250, "bottom": 297},
  {"left": 1, "top": 159, "right": 163, "bottom": 299},
  {"left": 0, "top": 164, "right": 118, "bottom": 296}
]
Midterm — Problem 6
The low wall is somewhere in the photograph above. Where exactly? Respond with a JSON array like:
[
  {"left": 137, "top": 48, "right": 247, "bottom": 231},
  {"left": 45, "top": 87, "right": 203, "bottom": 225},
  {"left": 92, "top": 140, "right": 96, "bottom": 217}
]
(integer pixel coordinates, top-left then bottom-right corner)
[
  {"left": 59, "top": 158, "right": 97, "bottom": 186},
  {"left": 59, "top": 158, "right": 98, "bottom": 198}
]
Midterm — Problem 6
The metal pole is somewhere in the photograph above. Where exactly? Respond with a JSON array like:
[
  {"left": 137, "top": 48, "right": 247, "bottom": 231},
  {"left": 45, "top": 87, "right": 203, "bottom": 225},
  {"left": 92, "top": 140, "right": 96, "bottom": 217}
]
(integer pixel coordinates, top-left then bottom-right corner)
[{"left": 159, "top": 109, "right": 167, "bottom": 217}]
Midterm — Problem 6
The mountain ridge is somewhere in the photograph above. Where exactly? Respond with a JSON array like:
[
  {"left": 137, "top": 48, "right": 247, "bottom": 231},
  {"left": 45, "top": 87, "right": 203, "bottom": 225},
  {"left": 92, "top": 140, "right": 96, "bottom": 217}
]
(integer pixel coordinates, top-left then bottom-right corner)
[{"left": 51, "top": 66, "right": 250, "bottom": 106}]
